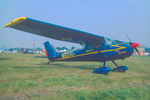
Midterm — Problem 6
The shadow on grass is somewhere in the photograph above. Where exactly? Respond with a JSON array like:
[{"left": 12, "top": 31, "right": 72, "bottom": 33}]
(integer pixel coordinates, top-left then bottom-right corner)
[
  {"left": 52, "top": 63, "right": 96, "bottom": 70},
  {"left": 35, "top": 62, "right": 51, "bottom": 65},
  {"left": 0, "top": 57, "right": 12, "bottom": 60},
  {"left": 34, "top": 62, "right": 96, "bottom": 70},
  {"left": 11, "top": 66, "right": 51, "bottom": 69},
  {"left": 11, "top": 62, "right": 96, "bottom": 70}
]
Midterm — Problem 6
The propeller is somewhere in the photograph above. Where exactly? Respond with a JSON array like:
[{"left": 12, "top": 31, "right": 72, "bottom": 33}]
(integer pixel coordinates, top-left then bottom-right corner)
[
  {"left": 134, "top": 47, "right": 140, "bottom": 55},
  {"left": 131, "top": 43, "right": 140, "bottom": 55},
  {"left": 125, "top": 34, "right": 140, "bottom": 55}
]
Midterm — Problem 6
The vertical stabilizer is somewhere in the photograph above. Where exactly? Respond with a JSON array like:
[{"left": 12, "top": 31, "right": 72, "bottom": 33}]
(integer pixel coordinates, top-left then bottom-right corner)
[{"left": 44, "top": 41, "right": 56, "bottom": 60}]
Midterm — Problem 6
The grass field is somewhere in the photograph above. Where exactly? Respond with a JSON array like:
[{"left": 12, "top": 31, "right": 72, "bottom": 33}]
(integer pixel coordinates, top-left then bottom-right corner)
[{"left": 0, "top": 53, "right": 150, "bottom": 100}]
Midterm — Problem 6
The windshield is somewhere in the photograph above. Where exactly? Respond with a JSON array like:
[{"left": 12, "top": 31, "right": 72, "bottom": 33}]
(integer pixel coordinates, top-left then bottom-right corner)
[{"left": 104, "top": 37, "right": 116, "bottom": 45}]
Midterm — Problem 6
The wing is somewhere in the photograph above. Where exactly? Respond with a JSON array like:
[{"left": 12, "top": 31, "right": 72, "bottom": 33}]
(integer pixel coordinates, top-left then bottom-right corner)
[{"left": 3, "top": 17, "right": 104, "bottom": 46}]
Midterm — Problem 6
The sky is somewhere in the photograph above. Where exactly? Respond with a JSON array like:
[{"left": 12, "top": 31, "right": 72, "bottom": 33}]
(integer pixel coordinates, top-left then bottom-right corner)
[{"left": 0, "top": 0, "right": 150, "bottom": 49}]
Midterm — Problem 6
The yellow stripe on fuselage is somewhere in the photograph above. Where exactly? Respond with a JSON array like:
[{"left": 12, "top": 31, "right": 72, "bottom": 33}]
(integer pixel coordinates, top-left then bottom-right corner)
[
  {"left": 3, "top": 17, "right": 26, "bottom": 28},
  {"left": 101, "top": 44, "right": 126, "bottom": 52},
  {"left": 55, "top": 44, "right": 127, "bottom": 61}
]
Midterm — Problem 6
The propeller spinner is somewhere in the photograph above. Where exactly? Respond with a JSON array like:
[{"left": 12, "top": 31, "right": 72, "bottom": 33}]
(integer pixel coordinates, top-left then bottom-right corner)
[
  {"left": 125, "top": 34, "right": 140, "bottom": 55},
  {"left": 131, "top": 43, "right": 140, "bottom": 55}
]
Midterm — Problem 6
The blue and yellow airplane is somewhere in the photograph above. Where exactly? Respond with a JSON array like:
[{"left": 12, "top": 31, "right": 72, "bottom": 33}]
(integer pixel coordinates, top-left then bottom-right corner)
[{"left": 3, "top": 17, "right": 140, "bottom": 74}]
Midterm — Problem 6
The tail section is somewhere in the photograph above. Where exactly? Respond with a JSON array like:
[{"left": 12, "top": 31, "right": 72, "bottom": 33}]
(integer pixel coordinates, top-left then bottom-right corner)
[{"left": 44, "top": 41, "right": 56, "bottom": 61}]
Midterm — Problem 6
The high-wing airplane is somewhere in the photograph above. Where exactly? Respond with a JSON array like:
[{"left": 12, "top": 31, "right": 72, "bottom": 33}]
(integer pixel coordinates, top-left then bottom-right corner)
[{"left": 3, "top": 17, "right": 140, "bottom": 74}]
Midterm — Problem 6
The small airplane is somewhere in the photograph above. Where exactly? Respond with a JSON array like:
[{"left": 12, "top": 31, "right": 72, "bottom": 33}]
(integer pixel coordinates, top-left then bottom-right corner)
[{"left": 3, "top": 17, "right": 140, "bottom": 74}]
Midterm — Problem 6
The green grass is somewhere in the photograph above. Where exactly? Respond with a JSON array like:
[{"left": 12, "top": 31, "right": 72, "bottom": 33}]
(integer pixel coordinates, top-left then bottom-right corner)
[{"left": 0, "top": 53, "right": 150, "bottom": 100}]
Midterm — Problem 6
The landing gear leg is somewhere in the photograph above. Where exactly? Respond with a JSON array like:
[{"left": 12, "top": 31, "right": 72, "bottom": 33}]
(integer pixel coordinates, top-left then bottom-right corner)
[
  {"left": 111, "top": 60, "right": 128, "bottom": 72},
  {"left": 103, "top": 61, "right": 106, "bottom": 67},
  {"left": 112, "top": 60, "right": 119, "bottom": 67},
  {"left": 93, "top": 61, "right": 112, "bottom": 74}
]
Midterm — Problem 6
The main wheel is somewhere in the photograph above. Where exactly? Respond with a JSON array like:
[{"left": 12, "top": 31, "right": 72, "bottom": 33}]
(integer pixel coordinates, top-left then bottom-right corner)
[
  {"left": 112, "top": 66, "right": 128, "bottom": 72},
  {"left": 118, "top": 66, "right": 128, "bottom": 72},
  {"left": 93, "top": 67, "right": 112, "bottom": 74}
]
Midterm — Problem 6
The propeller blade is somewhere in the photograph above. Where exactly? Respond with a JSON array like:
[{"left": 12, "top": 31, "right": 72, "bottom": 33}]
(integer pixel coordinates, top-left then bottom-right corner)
[
  {"left": 125, "top": 34, "right": 132, "bottom": 43},
  {"left": 134, "top": 47, "right": 140, "bottom": 55}
]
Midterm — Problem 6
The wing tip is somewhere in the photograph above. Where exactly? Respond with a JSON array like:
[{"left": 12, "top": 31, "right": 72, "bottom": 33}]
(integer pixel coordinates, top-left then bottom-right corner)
[{"left": 3, "top": 17, "right": 27, "bottom": 28}]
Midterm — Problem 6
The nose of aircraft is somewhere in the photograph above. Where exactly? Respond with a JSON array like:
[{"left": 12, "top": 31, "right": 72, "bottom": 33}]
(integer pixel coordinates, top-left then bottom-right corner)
[
  {"left": 130, "top": 42, "right": 140, "bottom": 55},
  {"left": 131, "top": 43, "right": 140, "bottom": 48}
]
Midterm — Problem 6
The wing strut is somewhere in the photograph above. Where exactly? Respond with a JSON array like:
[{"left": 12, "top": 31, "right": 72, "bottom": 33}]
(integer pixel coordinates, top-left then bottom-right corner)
[
  {"left": 83, "top": 37, "right": 106, "bottom": 60},
  {"left": 111, "top": 60, "right": 119, "bottom": 67}
]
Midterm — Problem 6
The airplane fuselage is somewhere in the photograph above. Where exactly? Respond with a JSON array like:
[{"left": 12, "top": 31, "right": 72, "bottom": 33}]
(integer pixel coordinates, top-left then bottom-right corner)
[{"left": 54, "top": 43, "right": 134, "bottom": 62}]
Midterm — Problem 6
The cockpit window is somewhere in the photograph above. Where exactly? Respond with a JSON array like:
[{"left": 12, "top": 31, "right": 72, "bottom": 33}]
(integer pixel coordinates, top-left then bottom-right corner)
[{"left": 104, "top": 37, "right": 116, "bottom": 45}]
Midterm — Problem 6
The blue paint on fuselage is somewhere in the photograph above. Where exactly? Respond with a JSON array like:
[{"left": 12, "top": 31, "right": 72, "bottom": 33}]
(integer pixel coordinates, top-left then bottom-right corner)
[{"left": 54, "top": 43, "right": 134, "bottom": 62}]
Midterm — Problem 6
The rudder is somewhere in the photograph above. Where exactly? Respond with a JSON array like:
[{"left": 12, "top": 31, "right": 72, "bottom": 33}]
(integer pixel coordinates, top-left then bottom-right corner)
[{"left": 44, "top": 41, "right": 56, "bottom": 61}]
